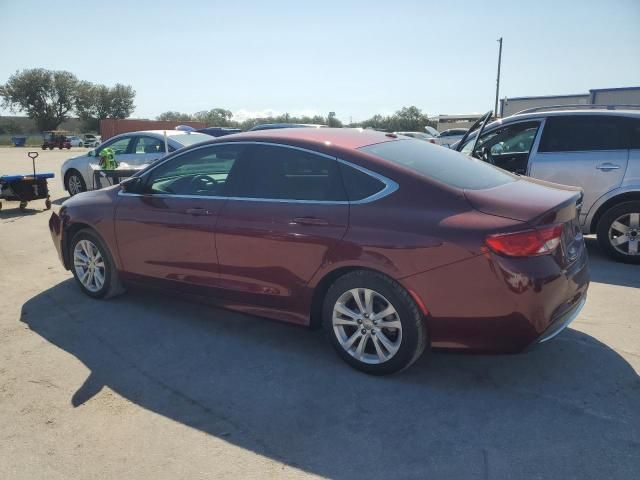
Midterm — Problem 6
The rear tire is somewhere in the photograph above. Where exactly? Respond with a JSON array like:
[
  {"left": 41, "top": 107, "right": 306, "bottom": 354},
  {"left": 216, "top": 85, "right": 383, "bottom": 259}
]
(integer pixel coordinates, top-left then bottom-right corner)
[
  {"left": 596, "top": 201, "right": 640, "bottom": 264},
  {"left": 65, "top": 170, "right": 86, "bottom": 196},
  {"left": 69, "top": 229, "right": 125, "bottom": 299},
  {"left": 323, "top": 270, "right": 428, "bottom": 375}
]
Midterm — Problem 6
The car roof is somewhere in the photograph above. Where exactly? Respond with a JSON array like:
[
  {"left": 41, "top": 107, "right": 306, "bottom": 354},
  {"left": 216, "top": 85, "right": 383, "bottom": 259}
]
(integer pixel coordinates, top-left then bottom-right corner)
[
  {"left": 212, "top": 127, "right": 399, "bottom": 150},
  {"left": 509, "top": 109, "right": 640, "bottom": 121}
]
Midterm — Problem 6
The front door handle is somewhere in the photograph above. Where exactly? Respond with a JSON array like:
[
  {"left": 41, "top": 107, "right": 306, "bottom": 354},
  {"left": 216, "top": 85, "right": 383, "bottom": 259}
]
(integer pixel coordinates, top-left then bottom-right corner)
[
  {"left": 185, "top": 208, "right": 213, "bottom": 216},
  {"left": 596, "top": 163, "right": 621, "bottom": 171},
  {"left": 291, "top": 216, "right": 329, "bottom": 226}
]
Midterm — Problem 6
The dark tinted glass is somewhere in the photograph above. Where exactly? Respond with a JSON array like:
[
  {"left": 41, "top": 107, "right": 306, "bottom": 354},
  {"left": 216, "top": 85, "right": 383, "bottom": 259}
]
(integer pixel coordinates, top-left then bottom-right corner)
[
  {"left": 230, "top": 145, "right": 347, "bottom": 201},
  {"left": 360, "top": 139, "right": 515, "bottom": 190},
  {"left": 339, "top": 163, "right": 385, "bottom": 201},
  {"left": 146, "top": 144, "right": 243, "bottom": 196},
  {"left": 630, "top": 118, "right": 640, "bottom": 149},
  {"left": 538, "top": 115, "right": 629, "bottom": 152}
]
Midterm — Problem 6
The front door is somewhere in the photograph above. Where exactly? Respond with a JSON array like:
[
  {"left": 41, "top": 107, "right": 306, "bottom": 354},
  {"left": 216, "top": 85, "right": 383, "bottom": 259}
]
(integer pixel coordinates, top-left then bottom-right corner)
[
  {"left": 114, "top": 143, "right": 244, "bottom": 288},
  {"left": 215, "top": 143, "right": 349, "bottom": 323},
  {"left": 528, "top": 115, "right": 630, "bottom": 225}
]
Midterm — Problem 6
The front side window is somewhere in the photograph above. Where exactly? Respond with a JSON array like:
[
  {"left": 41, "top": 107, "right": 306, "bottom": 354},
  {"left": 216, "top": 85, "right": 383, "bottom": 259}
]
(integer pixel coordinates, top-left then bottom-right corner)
[
  {"left": 98, "top": 136, "right": 132, "bottom": 155},
  {"left": 538, "top": 115, "right": 629, "bottom": 152},
  {"left": 145, "top": 144, "right": 243, "bottom": 196},
  {"left": 460, "top": 122, "right": 540, "bottom": 156},
  {"left": 228, "top": 145, "right": 347, "bottom": 201},
  {"left": 134, "top": 136, "right": 165, "bottom": 155}
]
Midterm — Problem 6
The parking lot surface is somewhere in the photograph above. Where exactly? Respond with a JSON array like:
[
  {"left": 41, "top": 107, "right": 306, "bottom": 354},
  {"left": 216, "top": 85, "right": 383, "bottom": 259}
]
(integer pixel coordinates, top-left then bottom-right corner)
[{"left": 1, "top": 148, "right": 639, "bottom": 479}]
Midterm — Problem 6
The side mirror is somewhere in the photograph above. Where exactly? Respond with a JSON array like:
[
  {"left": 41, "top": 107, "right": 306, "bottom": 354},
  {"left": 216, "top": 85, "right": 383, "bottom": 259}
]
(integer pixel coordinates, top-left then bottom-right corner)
[
  {"left": 88, "top": 150, "right": 94, "bottom": 157},
  {"left": 120, "top": 176, "right": 141, "bottom": 193}
]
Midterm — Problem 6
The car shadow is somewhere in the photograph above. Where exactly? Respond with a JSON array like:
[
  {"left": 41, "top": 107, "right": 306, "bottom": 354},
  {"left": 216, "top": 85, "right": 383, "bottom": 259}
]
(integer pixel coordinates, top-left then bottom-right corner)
[
  {"left": 21, "top": 280, "right": 640, "bottom": 479},
  {"left": 584, "top": 236, "right": 639, "bottom": 288},
  {"left": 0, "top": 206, "right": 47, "bottom": 218}
]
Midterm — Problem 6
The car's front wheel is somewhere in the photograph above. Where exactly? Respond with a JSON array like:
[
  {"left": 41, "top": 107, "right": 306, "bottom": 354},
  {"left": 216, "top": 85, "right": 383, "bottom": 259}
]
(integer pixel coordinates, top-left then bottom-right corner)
[
  {"left": 65, "top": 170, "right": 86, "bottom": 196},
  {"left": 597, "top": 201, "right": 640, "bottom": 264},
  {"left": 323, "top": 270, "right": 428, "bottom": 375},
  {"left": 70, "top": 229, "right": 124, "bottom": 299}
]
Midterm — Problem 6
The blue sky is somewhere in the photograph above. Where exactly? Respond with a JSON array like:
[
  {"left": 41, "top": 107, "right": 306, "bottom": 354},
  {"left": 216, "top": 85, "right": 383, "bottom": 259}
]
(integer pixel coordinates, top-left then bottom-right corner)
[{"left": 1, "top": 0, "right": 639, "bottom": 122}]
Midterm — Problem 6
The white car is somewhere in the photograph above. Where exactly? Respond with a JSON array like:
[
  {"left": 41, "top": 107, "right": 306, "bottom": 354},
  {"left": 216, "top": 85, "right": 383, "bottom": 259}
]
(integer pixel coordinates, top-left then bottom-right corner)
[
  {"left": 62, "top": 130, "right": 211, "bottom": 195},
  {"left": 65, "top": 135, "right": 84, "bottom": 147},
  {"left": 435, "top": 128, "right": 468, "bottom": 147},
  {"left": 83, "top": 134, "right": 102, "bottom": 148}
]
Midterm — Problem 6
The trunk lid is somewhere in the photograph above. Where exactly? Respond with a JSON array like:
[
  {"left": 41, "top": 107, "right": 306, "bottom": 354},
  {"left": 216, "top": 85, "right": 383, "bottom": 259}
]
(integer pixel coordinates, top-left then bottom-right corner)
[{"left": 465, "top": 177, "right": 584, "bottom": 265}]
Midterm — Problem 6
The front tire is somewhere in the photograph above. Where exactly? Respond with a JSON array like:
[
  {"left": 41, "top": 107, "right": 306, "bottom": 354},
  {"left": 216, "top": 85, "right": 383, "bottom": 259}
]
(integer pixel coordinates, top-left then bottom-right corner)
[
  {"left": 597, "top": 201, "right": 640, "bottom": 264},
  {"left": 323, "top": 270, "right": 428, "bottom": 375},
  {"left": 70, "top": 229, "right": 124, "bottom": 299},
  {"left": 65, "top": 170, "right": 86, "bottom": 196}
]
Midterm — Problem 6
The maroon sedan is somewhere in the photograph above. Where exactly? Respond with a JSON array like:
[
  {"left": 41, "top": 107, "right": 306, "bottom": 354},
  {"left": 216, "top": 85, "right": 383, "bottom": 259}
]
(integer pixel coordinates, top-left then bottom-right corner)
[{"left": 49, "top": 128, "right": 589, "bottom": 374}]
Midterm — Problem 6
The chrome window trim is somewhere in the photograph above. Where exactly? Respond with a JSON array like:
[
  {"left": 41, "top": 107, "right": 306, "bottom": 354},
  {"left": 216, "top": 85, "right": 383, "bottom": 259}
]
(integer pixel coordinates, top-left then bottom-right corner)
[{"left": 118, "top": 141, "right": 398, "bottom": 205}]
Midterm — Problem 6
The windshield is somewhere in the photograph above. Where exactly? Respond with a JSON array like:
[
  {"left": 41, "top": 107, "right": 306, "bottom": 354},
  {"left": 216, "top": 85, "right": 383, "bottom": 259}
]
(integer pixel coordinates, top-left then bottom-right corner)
[
  {"left": 360, "top": 139, "right": 515, "bottom": 190},
  {"left": 171, "top": 133, "right": 211, "bottom": 147}
]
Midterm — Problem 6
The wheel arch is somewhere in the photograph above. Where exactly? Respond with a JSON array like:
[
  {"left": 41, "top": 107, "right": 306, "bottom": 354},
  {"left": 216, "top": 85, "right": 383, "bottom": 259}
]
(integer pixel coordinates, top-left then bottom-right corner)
[
  {"left": 308, "top": 265, "right": 428, "bottom": 329},
  {"left": 589, "top": 190, "right": 640, "bottom": 233}
]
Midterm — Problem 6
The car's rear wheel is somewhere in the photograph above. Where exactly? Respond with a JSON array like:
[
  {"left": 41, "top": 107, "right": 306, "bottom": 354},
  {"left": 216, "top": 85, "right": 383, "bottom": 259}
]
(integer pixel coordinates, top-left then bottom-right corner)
[
  {"left": 597, "top": 201, "right": 640, "bottom": 264},
  {"left": 323, "top": 270, "right": 428, "bottom": 375},
  {"left": 65, "top": 170, "right": 86, "bottom": 196},
  {"left": 70, "top": 229, "right": 124, "bottom": 299}
]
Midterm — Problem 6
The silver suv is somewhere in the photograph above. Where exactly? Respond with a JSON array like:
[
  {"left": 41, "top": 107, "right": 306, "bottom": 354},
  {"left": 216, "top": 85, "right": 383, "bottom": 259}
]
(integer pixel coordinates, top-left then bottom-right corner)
[{"left": 456, "top": 106, "right": 640, "bottom": 263}]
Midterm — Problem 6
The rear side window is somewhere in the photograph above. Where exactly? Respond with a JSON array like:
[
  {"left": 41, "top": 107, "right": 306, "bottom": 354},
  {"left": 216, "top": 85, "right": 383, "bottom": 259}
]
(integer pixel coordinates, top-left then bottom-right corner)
[
  {"left": 360, "top": 139, "right": 515, "bottom": 190},
  {"left": 339, "top": 163, "right": 386, "bottom": 201},
  {"left": 538, "top": 115, "right": 629, "bottom": 152},
  {"left": 630, "top": 118, "right": 640, "bottom": 149},
  {"left": 229, "top": 145, "right": 347, "bottom": 201}
]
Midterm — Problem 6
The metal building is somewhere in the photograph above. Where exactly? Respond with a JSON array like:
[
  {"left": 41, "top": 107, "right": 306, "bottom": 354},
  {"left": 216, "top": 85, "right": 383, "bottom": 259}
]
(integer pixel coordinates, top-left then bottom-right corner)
[{"left": 500, "top": 86, "right": 640, "bottom": 117}]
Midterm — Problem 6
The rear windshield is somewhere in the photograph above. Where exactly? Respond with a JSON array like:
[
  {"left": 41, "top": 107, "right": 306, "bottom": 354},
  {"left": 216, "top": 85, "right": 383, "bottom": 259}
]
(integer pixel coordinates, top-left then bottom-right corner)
[{"left": 360, "top": 139, "right": 515, "bottom": 190}]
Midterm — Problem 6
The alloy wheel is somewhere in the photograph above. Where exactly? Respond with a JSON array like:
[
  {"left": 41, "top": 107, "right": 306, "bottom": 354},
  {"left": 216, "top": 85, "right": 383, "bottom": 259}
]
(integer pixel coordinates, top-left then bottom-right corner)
[
  {"left": 609, "top": 212, "right": 640, "bottom": 256},
  {"left": 73, "top": 239, "right": 106, "bottom": 292},
  {"left": 332, "top": 288, "right": 402, "bottom": 364},
  {"left": 67, "top": 174, "right": 83, "bottom": 195}
]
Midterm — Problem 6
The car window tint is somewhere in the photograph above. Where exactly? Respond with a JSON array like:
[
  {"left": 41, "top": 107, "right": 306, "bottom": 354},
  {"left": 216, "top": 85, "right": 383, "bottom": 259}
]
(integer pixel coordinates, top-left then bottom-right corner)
[
  {"left": 630, "top": 118, "right": 640, "bottom": 149},
  {"left": 230, "top": 145, "right": 347, "bottom": 201},
  {"left": 338, "top": 163, "right": 386, "bottom": 201},
  {"left": 538, "top": 115, "right": 629, "bottom": 152},
  {"left": 135, "top": 136, "right": 165, "bottom": 154},
  {"left": 99, "top": 137, "right": 131, "bottom": 155},
  {"left": 146, "top": 144, "right": 244, "bottom": 196},
  {"left": 360, "top": 139, "right": 515, "bottom": 190}
]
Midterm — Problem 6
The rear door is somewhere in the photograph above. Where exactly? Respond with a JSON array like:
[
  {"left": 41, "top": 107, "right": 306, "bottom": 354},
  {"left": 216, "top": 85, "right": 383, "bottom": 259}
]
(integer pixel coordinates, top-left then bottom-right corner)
[
  {"left": 528, "top": 115, "right": 630, "bottom": 226},
  {"left": 215, "top": 143, "right": 349, "bottom": 322}
]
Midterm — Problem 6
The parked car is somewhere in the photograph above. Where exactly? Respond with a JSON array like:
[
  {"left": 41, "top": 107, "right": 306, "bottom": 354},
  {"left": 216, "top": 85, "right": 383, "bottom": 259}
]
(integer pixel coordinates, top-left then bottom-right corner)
[
  {"left": 436, "top": 128, "right": 468, "bottom": 147},
  {"left": 395, "top": 131, "right": 436, "bottom": 143},
  {"left": 83, "top": 134, "right": 101, "bottom": 148},
  {"left": 249, "top": 123, "right": 326, "bottom": 131},
  {"left": 62, "top": 130, "right": 211, "bottom": 196},
  {"left": 197, "top": 127, "right": 242, "bottom": 137},
  {"left": 65, "top": 135, "right": 84, "bottom": 147},
  {"left": 49, "top": 128, "right": 589, "bottom": 374},
  {"left": 455, "top": 106, "right": 640, "bottom": 263}
]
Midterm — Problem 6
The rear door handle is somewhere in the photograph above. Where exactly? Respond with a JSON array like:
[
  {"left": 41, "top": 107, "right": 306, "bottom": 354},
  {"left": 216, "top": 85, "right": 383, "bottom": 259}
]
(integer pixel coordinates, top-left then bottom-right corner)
[
  {"left": 596, "top": 163, "right": 621, "bottom": 171},
  {"left": 291, "top": 216, "right": 329, "bottom": 226},
  {"left": 185, "top": 208, "right": 213, "bottom": 216}
]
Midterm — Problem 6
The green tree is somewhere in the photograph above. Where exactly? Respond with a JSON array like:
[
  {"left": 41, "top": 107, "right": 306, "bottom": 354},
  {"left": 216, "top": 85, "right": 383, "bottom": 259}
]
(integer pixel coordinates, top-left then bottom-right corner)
[
  {"left": 193, "top": 108, "right": 234, "bottom": 126},
  {"left": 75, "top": 82, "right": 136, "bottom": 132},
  {"left": 0, "top": 68, "right": 79, "bottom": 131},
  {"left": 157, "top": 111, "right": 193, "bottom": 122}
]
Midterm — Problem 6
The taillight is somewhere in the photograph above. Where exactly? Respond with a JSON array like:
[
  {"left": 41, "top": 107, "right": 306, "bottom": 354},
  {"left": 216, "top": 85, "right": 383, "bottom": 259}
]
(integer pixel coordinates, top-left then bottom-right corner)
[
  {"left": 429, "top": 139, "right": 436, "bottom": 144},
  {"left": 485, "top": 225, "right": 563, "bottom": 257}
]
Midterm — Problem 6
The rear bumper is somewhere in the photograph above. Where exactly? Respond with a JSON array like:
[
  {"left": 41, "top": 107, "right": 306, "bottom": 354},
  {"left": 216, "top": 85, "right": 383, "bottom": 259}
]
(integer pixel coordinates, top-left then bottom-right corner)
[
  {"left": 535, "top": 294, "right": 587, "bottom": 345},
  {"left": 400, "top": 243, "right": 590, "bottom": 353}
]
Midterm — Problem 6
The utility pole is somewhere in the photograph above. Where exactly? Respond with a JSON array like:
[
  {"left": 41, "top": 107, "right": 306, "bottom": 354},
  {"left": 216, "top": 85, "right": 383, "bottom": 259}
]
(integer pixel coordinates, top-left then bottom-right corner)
[{"left": 494, "top": 37, "right": 503, "bottom": 118}]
